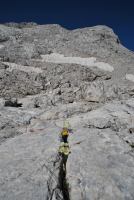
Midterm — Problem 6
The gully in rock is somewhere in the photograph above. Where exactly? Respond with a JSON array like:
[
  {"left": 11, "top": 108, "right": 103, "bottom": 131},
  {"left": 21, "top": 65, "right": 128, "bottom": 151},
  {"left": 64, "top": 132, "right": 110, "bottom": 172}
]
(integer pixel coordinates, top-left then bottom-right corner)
[
  {"left": 58, "top": 153, "right": 70, "bottom": 200},
  {"left": 46, "top": 122, "right": 71, "bottom": 200},
  {"left": 58, "top": 123, "right": 71, "bottom": 200}
]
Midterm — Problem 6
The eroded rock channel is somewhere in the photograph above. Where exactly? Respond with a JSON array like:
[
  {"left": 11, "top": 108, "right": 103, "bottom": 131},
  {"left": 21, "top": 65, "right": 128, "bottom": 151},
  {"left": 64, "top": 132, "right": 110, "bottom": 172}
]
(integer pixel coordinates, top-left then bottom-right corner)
[{"left": 46, "top": 153, "right": 70, "bottom": 200}]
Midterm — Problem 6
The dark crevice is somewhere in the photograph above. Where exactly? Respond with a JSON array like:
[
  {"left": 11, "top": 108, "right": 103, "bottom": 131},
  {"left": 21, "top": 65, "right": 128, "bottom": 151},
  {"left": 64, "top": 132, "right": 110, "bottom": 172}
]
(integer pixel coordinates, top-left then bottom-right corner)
[
  {"left": 129, "top": 128, "right": 134, "bottom": 134},
  {"left": 87, "top": 125, "right": 111, "bottom": 130},
  {"left": 125, "top": 140, "right": 134, "bottom": 149},
  {"left": 4, "top": 99, "right": 22, "bottom": 107},
  {"left": 46, "top": 153, "right": 70, "bottom": 200},
  {"left": 58, "top": 154, "right": 70, "bottom": 200}
]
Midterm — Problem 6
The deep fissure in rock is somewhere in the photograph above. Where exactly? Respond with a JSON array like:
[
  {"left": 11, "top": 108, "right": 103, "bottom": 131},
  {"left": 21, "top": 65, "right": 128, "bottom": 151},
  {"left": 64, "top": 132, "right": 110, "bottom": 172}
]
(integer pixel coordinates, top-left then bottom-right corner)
[
  {"left": 46, "top": 153, "right": 70, "bottom": 200},
  {"left": 4, "top": 99, "right": 22, "bottom": 107},
  {"left": 58, "top": 154, "right": 70, "bottom": 200}
]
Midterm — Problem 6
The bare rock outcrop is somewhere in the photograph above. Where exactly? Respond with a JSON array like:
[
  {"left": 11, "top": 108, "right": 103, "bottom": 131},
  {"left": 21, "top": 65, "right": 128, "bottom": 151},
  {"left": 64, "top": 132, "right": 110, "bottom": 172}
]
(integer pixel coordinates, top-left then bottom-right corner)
[{"left": 0, "top": 23, "right": 134, "bottom": 200}]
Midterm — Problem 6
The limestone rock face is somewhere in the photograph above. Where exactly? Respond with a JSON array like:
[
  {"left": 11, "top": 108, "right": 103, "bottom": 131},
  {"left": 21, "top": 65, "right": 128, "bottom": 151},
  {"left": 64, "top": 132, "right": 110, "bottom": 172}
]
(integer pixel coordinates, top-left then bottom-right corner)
[{"left": 0, "top": 23, "right": 134, "bottom": 200}]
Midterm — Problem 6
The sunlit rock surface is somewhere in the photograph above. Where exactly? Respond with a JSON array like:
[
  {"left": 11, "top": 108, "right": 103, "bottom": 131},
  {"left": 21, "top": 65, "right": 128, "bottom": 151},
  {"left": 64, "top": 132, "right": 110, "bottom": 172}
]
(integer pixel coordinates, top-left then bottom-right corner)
[{"left": 0, "top": 23, "right": 134, "bottom": 200}]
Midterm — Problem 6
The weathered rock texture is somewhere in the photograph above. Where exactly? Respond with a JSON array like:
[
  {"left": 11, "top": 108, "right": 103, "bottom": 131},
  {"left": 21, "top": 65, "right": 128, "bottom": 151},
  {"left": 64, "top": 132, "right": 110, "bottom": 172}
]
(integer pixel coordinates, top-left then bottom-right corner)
[{"left": 0, "top": 23, "right": 134, "bottom": 200}]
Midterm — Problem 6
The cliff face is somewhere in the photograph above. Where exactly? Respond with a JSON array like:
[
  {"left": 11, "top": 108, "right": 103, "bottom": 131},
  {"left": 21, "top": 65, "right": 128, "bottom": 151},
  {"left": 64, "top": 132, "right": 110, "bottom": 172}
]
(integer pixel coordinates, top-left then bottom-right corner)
[{"left": 0, "top": 23, "right": 134, "bottom": 200}]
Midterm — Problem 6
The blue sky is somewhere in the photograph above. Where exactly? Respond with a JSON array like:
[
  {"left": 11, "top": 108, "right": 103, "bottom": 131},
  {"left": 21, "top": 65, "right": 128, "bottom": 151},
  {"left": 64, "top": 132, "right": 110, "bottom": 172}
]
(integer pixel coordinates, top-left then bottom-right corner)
[{"left": 0, "top": 0, "right": 134, "bottom": 51}]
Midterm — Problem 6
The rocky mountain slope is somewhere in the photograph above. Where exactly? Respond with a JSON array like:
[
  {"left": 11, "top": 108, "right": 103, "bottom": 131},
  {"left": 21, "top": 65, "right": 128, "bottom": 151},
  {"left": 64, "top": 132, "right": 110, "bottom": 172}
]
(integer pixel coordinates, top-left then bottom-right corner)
[{"left": 0, "top": 23, "right": 134, "bottom": 200}]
